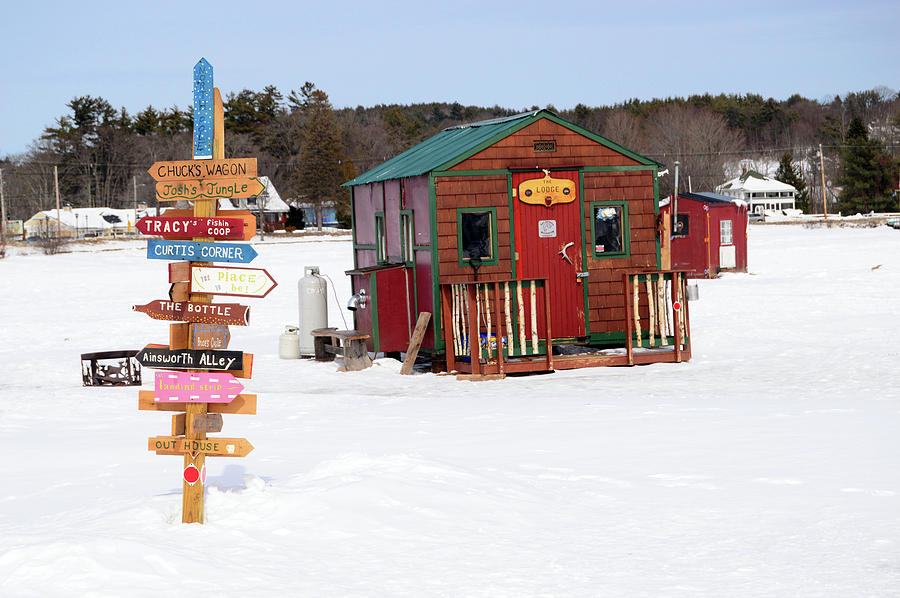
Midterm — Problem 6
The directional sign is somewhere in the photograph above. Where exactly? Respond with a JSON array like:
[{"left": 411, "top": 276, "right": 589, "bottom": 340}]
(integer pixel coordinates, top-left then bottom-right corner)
[
  {"left": 155, "top": 177, "right": 265, "bottom": 202},
  {"left": 136, "top": 346, "right": 244, "bottom": 371},
  {"left": 139, "top": 391, "right": 257, "bottom": 415},
  {"left": 133, "top": 300, "right": 250, "bottom": 326},
  {"left": 148, "top": 436, "right": 254, "bottom": 458},
  {"left": 154, "top": 370, "right": 243, "bottom": 403},
  {"left": 148, "top": 158, "right": 257, "bottom": 182},
  {"left": 191, "top": 265, "right": 277, "bottom": 299},
  {"left": 192, "top": 323, "right": 230, "bottom": 350},
  {"left": 157, "top": 209, "right": 257, "bottom": 241},
  {"left": 193, "top": 58, "right": 214, "bottom": 159},
  {"left": 172, "top": 413, "right": 224, "bottom": 435},
  {"left": 136, "top": 216, "right": 244, "bottom": 240},
  {"left": 147, "top": 240, "right": 258, "bottom": 264}
]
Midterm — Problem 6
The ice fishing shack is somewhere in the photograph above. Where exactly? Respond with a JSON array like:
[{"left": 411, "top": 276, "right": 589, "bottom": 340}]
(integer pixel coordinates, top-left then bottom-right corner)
[{"left": 343, "top": 110, "right": 692, "bottom": 376}]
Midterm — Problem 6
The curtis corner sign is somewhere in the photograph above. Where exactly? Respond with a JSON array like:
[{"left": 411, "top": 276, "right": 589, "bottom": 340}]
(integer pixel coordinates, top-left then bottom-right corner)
[{"left": 147, "top": 240, "right": 258, "bottom": 264}]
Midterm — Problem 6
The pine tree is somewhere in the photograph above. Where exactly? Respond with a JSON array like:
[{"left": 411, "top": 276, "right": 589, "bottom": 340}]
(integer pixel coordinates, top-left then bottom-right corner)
[
  {"left": 774, "top": 152, "right": 809, "bottom": 212},
  {"left": 293, "top": 83, "right": 346, "bottom": 230},
  {"left": 837, "top": 117, "right": 895, "bottom": 214}
]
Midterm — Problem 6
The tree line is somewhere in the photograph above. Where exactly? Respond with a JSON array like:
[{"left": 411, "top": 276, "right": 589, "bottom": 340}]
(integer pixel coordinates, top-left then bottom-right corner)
[{"left": 1, "top": 85, "right": 898, "bottom": 223}]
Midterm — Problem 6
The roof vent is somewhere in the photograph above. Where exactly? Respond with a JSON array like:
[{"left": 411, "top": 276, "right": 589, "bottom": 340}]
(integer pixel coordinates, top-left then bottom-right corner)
[{"left": 533, "top": 140, "right": 556, "bottom": 153}]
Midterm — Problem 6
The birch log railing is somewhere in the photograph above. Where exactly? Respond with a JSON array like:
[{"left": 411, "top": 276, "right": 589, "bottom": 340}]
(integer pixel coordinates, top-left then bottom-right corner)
[
  {"left": 440, "top": 278, "right": 552, "bottom": 375},
  {"left": 622, "top": 270, "right": 691, "bottom": 365}
]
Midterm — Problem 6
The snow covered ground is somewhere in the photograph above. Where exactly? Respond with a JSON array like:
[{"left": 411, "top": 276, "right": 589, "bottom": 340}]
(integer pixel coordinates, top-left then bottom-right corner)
[{"left": 1, "top": 226, "right": 898, "bottom": 597}]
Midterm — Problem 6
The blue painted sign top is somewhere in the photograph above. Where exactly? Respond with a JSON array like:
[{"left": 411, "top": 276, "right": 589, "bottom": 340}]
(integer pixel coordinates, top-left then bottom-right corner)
[
  {"left": 146, "top": 239, "right": 258, "bottom": 264},
  {"left": 193, "top": 58, "right": 214, "bottom": 159}
]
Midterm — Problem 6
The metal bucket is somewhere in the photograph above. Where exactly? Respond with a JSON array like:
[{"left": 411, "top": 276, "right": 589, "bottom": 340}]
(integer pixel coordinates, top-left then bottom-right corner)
[{"left": 686, "top": 283, "right": 699, "bottom": 301}]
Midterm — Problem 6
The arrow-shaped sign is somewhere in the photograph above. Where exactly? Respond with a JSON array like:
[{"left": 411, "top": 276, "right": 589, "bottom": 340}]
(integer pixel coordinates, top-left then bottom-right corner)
[
  {"left": 148, "top": 435, "right": 254, "bottom": 458},
  {"left": 190, "top": 265, "right": 277, "bottom": 299},
  {"left": 148, "top": 157, "right": 257, "bottom": 182},
  {"left": 136, "top": 216, "right": 245, "bottom": 240},
  {"left": 147, "top": 240, "right": 258, "bottom": 264},
  {"left": 136, "top": 347, "right": 244, "bottom": 371},
  {"left": 155, "top": 177, "right": 265, "bottom": 202},
  {"left": 154, "top": 371, "right": 244, "bottom": 403},
  {"left": 133, "top": 300, "right": 250, "bottom": 326}
]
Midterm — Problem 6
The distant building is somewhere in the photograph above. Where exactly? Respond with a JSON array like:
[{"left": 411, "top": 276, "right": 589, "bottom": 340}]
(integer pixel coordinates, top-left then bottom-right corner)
[
  {"left": 293, "top": 200, "right": 339, "bottom": 228},
  {"left": 716, "top": 168, "right": 797, "bottom": 215},
  {"left": 219, "top": 176, "right": 289, "bottom": 232},
  {"left": 24, "top": 206, "right": 156, "bottom": 239}
]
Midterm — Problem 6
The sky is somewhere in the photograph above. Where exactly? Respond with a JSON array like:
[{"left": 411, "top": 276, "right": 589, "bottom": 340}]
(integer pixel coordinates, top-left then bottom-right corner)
[{"left": 1, "top": 0, "right": 897, "bottom": 157}]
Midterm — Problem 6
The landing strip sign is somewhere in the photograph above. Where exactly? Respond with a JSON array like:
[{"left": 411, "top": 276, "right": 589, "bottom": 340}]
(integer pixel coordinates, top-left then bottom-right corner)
[{"left": 154, "top": 371, "right": 244, "bottom": 403}]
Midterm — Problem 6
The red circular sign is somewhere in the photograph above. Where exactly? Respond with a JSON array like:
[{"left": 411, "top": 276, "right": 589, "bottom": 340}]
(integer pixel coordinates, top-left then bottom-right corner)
[
  {"left": 183, "top": 464, "right": 201, "bottom": 486},
  {"left": 673, "top": 301, "right": 681, "bottom": 311}
]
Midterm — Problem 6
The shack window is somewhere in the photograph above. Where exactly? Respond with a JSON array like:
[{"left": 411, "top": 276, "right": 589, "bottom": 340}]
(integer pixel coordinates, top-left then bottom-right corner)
[
  {"left": 375, "top": 212, "right": 386, "bottom": 263},
  {"left": 400, "top": 211, "right": 413, "bottom": 265},
  {"left": 591, "top": 201, "right": 630, "bottom": 258},
  {"left": 720, "top": 219, "right": 733, "bottom": 245},
  {"left": 456, "top": 207, "right": 499, "bottom": 267}
]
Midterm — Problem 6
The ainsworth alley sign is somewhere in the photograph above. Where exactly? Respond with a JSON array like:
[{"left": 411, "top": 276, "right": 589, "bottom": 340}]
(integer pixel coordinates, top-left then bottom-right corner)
[{"left": 136, "top": 347, "right": 243, "bottom": 371}]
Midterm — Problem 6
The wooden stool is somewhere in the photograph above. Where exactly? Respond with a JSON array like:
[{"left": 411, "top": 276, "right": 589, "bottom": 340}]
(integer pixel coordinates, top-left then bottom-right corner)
[{"left": 310, "top": 328, "right": 372, "bottom": 371}]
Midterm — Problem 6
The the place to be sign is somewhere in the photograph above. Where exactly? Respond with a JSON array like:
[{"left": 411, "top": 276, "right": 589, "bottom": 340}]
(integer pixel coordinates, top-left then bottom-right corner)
[
  {"left": 155, "top": 176, "right": 265, "bottom": 202},
  {"left": 137, "top": 216, "right": 244, "bottom": 240},
  {"left": 154, "top": 370, "right": 244, "bottom": 403},
  {"left": 148, "top": 435, "right": 254, "bottom": 458},
  {"left": 146, "top": 240, "right": 258, "bottom": 264},
  {"left": 191, "top": 265, "right": 277, "bottom": 298},
  {"left": 137, "top": 346, "right": 243, "bottom": 371},
  {"left": 133, "top": 300, "right": 250, "bottom": 326},
  {"left": 148, "top": 158, "right": 257, "bottom": 182}
]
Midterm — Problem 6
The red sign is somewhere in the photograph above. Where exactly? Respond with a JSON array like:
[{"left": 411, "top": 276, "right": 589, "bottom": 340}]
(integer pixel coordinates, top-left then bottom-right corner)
[
  {"left": 184, "top": 464, "right": 201, "bottom": 486},
  {"left": 136, "top": 216, "right": 244, "bottom": 240},
  {"left": 673, "top": 301, "right": 681, "bottom": 312},
  {"left": 133, "top": 300, "right": 250, "bottom": 326},
  {"left": 154, "top": 371, "right": 244, "bottom": 403}
]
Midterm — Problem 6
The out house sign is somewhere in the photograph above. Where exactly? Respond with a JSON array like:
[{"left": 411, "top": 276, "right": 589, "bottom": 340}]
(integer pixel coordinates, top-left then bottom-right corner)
[{"left": 538, "top": 220, "right": 557, "bottom": 238}]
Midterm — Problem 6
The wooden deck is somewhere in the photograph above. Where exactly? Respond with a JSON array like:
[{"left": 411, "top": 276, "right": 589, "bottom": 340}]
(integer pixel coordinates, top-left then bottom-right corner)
[{"left": 440, "top": 271, "right": 691, "bottom": 377}]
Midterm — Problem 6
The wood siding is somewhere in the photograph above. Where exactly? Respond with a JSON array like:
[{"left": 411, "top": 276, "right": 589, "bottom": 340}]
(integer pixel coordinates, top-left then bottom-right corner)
[{"left": 450, "top": 120, "right": 642, "bottom": 172}]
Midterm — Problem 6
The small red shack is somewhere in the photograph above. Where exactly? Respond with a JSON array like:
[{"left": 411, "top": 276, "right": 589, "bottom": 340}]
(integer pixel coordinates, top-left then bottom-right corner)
[
  {"left": 343, "top": 110, "right": 692, "bottom": 375},
  {"left": 661, "top": 191, "right": 748, "bottom": 278}
]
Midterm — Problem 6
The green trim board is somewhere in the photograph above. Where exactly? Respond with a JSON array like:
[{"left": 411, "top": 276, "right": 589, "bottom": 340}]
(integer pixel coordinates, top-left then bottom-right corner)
[
  {"left": 374, "top": 212, "right": 386, "bottom": 264},
  {"left": 354, "top": 244, "right": 377, "bottom": 250},
  {"left": 350, "top": 186, "right": 358, "bottom": 270},
  {"left": 428, "top": 173, "right": 444, "bottom": 351},
  {"left": 589, "top": 201, "right": 631, "bottom": 259},
  {"left": 506, "top": 173, "right": 516, "bottom": 279},
  {"left": 578, "top": 170, "right": 590, "bottom": 335},
  {"left": 456, "top": 207, "right": 500, "bottom": 267},
  {"left": 400, "top": 209, "right": 414, "bottom": 266},
  {"left": 581, "top": 165, "right": 658, "bottom": 172}
]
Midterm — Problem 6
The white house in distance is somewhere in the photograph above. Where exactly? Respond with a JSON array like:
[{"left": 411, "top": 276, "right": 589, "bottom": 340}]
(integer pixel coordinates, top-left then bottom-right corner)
[
  {"left": 716, "top": 168, "right": 798, "bottom": 215},
  {"left": 219, "top": 176, "right": 289, "bottom": 231},
  {"left": 24, "top": 206, "right": 156, "bottom": 239}
]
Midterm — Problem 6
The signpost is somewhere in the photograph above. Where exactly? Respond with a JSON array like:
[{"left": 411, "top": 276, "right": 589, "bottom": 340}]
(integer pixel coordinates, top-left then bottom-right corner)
[
  {"left": 154, "top": 371, "right": 244, "bottom": 403},
  {"left": 133, "top": 59, "right": 271, "bottom": 524},
  {"left": 155, "top": 177, "right": 265, "bottom": 202},
  {"left": 136, "top": 216, "right": 245, "bottom": 240},
  {"left": 190, "top": 265, "right": 278, "bottom": 298},
  {"left": 147, "top": 240, "right": 258, "bottom": 264},
  {"left": 136, "top": 346, "right": 243, "bottom": 371},
  {"left": 133, "top": 300, "right": 250, "bottom": 326}
]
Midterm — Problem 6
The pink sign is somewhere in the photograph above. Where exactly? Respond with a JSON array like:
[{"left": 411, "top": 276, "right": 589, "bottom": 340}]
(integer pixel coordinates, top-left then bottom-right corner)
[{"left": 154, "top": 371, "right": 243, "bottom": 403}]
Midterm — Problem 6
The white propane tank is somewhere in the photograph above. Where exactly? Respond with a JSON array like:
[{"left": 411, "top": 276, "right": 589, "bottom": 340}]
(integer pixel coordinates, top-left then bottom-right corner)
[
  {"left": 279, "top": 325, "right": 301, "bottom": 359},
  {"left": 299, "top": 266, "right": 328, "bottom": 356}
]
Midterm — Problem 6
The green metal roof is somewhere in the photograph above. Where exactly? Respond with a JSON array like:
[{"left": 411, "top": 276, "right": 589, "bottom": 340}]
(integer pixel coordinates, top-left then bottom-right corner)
[{"left": 342, "top": 109, "right": 659, "bottom": 187}]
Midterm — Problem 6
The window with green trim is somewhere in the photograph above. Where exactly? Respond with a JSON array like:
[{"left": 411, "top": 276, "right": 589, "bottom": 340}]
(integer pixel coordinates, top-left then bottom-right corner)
[
  {"left": 400, "top": 211, "right": 414, "bottom": 265},
  {"left": 591, "top": 201, "right": 630, "bottom": 258},
  {"left": 375, "top": 212, "right": 386, "bottom": 263},
  {"left": 457, "top": 207, "right": 499, "bottom": 267}
]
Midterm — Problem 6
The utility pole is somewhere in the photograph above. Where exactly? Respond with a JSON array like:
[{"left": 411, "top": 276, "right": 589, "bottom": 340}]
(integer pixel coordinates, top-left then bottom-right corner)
[
  {"left": 819, "top": 144, "right": 828, "bottom": 219},
  {"left": 54, "top": 165, "right": 61, "bottom": 239},
  {"left": 0, "top": 168, "right": 7, "bottom": 248},
  {"left": 133, "top": 175, "right": 138, "bottom": 233}
]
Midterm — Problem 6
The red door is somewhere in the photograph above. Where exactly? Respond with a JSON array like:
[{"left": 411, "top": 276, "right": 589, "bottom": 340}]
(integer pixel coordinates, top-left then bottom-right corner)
[{"left": 512, "top": 170, "right": 585, "bottom": 339}]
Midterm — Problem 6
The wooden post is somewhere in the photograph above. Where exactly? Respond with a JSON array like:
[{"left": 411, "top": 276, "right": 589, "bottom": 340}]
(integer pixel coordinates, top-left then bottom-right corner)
[
  {"left": 632, "top": 275, "right": 641, "bottom": 348},
  {"left": 467, "top": 284, "right": 480, "bottom": 375},
  {"left": 494, "top": 282, "right": 504, "bottom": 374},
  {"left": 624, "top": 274, "right": 634, "bottom": 366},
  {"left": 483, "top": 285, "right": 492, "bottom": 361},
  {"left": 673, "top": 273, "right": 683, "bottom": 363},
  {"left": 661, "top": 214, "right": 671, "bottom": 270},
  {"left": 529, "top": 280, "right": 538, "bottom": 353},
  {"left": 54, "top": 165, "right": 61, "bottom": 240},
  {"left": 401, "top": 312, "right": 431, "bottom": 375},
  {"left": 516, "top": 281, "right": 526, "bottom": 354},
  {"left": 504, "top": 283, "right": 513, "bottom": 356},
  {"left": 440, "top": 285, "right": 456, "bottom": 373},
  {"left": 646, "top": 277, "right": 655, "bottom": 347},
  {"left": 819, "top": 144, "right": 828, "bottom": 219},
  {"left": 133, "top": 176, "right": 138, "bottom": 232},
  {"left": 543, "top": 279, "right": 553, "bottom": 371}
]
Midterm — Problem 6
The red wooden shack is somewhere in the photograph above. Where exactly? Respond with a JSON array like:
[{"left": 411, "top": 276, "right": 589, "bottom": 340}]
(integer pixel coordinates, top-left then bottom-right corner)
[
  {"left": 344, "top": 110, "right": 691, "bottom": 375},
  {"left": 661, "top": 191, "right": 748, "bottom": 278}
]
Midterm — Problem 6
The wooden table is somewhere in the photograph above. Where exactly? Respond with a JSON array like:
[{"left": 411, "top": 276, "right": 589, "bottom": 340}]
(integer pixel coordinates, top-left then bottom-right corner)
[{"left": 310, "top": 328, "right": 372, "bottom": 371}]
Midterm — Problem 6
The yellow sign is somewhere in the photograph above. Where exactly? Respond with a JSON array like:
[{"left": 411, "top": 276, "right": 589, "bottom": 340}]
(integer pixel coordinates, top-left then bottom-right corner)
[
  {"left": 155, "top": 177, "right": 265, "bottom": 202},
  {"left": 518, "top": 173, "right": 576, "bottom": 207}
]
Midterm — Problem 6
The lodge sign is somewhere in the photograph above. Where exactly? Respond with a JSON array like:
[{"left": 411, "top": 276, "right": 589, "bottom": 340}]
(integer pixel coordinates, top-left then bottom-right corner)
[
  {"left": 133, "top": 300, "right": 250, "bottom": 326},
  {"left": 146, "top": 240, "right": 258, "bottom": 264},
  {"left": 148, "top": 158, "right": 257, "bottom": 182},
  {"left": 136, "top": 347, "right": 243, "bottom": 371},
  {"left": 155, "top": 177, "right": 265, "bottom": 202},
  {"left": 136, "top": 216, "right": 245, "bottom": 240},
  {"left": 518, "top": 173, "right": 576, "bottom": 207}
]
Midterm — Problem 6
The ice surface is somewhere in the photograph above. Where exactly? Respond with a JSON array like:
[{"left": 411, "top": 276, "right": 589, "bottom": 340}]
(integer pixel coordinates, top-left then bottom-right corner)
[{"left": 1, "top": 227, "right": 898, "bottom": 597}]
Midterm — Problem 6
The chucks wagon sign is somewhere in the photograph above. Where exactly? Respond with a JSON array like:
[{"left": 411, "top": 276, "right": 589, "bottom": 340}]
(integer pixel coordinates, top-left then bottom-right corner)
[{"left": 131, "top": 57, "right": 276, "bottom": 524}]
